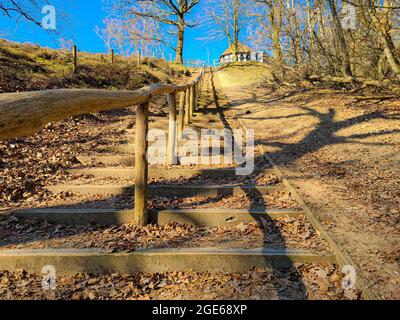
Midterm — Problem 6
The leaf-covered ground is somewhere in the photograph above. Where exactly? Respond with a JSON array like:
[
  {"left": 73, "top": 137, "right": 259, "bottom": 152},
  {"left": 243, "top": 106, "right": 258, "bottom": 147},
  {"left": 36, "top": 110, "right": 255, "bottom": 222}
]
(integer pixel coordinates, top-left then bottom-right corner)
[
  {"left": 0, "top": 215, "right": 330, "bottom": 254},
  {"left": 0, "top": 265, "right": 357, "bottom": 300},
  {"left": 217, "top": 65, "right": 400, "bottom": 299},
  {"left": 0, "top": 62, "right": 366, "bottom": 300}
]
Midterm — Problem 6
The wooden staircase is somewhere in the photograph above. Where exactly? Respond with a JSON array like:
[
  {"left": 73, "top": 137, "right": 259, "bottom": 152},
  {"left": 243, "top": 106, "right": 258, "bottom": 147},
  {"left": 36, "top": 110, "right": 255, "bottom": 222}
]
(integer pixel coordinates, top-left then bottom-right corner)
[{"left": 2, "top": 70, "right": 338, "bottom": 278}]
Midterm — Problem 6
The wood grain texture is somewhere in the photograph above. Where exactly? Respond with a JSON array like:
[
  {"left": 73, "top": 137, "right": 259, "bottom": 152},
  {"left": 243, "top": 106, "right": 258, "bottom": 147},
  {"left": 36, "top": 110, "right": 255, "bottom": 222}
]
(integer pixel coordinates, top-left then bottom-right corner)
[
  {"left": 178, "top": 91, "right": 186, "bottom": 138},
  {"left": 0, "top": 84, "right": 190, "bottom": 141},
  {"left": 134, "top": 102, "right": 149, "bottom": 226},
  {"left": 185, "top": 87, "right": 191, "bottom": 125},
  {"left": 167, "top": 93, "right": 178, "bottom": 165},
  {"left": 0, "top": 65, "right": 205, "bottom": 141}
]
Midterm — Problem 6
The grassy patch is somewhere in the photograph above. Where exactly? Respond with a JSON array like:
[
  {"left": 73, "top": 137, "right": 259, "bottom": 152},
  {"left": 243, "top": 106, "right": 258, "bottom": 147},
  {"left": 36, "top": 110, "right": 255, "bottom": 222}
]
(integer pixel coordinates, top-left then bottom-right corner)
[
  {"left": 0, "top": 39, "right": 188, "bottom": 93},
  {"left": 217, "top": 62, "right": 273, "bottom": 87}
]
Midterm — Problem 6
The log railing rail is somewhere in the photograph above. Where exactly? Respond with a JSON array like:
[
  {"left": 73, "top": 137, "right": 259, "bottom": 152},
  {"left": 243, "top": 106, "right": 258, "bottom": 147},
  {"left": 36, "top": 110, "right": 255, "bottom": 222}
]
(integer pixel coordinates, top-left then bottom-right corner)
[{"left": 0, "top": 66, "right": 206, "bottom": 226}]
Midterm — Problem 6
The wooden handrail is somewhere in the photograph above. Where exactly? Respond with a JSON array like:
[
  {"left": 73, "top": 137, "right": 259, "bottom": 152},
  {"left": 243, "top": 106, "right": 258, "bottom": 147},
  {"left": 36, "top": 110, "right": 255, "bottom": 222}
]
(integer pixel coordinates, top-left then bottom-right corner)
[
  {"left": 0, "top": 65, "right": 206, "bottom": 226},
  {"left": 0, "top": 68, "right": 205, "bottom": 141}
]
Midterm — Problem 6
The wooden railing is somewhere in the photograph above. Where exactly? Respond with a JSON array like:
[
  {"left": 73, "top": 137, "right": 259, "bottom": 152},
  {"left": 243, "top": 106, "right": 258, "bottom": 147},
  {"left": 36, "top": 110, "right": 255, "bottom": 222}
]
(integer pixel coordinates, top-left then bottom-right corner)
[{"left": 0, "top": 66, "right": 206, "bottom": 226}]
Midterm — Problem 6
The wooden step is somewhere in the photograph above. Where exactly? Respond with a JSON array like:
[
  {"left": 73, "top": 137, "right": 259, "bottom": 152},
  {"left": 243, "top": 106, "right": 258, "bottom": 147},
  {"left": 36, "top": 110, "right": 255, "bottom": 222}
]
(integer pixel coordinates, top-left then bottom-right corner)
[
  {"left": 77, "top": 154, "right": 244, "bottom": 166},
  {"left": 95, "top": 141, "right": 233, "bottom": 156},
  {"left": 68, "top": 167, "right": 278, "bottom": 179},
  {"left": 98, "top": 144, "right": 135, "bottom": 154},
  {"left": 77, "top": 155, "right": 134, "bottom": 166},
  {"left": 10, "top": 208, "right": 301, "bottom": 226},
  {"left": 46, "top": 184, "right": 283, "bottom": 197},
  {"left": 0, "top": 248, "right": 335, "bottom": 275}
]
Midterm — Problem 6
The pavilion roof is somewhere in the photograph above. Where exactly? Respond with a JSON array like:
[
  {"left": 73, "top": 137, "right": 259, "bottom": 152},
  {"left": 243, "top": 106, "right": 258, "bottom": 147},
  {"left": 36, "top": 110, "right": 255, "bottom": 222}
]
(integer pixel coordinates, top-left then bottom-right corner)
[{"left": 221, "top": 43, "right": 252, "bottom": 56}]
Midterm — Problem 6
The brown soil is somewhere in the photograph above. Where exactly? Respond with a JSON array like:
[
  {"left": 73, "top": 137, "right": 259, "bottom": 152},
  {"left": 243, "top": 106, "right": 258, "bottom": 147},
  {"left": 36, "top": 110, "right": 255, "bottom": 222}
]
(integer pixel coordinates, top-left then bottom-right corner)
[{"left": 216, "top": 66, "right": 400, "bottom": 300}]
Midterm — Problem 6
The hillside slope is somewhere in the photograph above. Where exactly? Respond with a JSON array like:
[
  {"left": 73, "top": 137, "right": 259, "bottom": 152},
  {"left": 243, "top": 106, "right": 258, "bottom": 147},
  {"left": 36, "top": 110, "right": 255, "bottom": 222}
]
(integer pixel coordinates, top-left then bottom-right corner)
[
  {"left": 0, "top": 39, "right": 189, "bottom": 93},
  {"left": 217, "top": 62, "right": 273, "bottom": 87}
]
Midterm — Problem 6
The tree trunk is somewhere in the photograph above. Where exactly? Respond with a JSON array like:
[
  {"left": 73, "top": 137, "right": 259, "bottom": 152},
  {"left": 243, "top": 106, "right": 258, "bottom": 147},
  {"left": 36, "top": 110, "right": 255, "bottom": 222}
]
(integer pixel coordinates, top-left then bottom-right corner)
[
  {"left": 368, "top": 2, "right": 400, "bottom": 80},
  {"left": 377, "top": 52, "right": 387, "bottom": 80},
  {"left": 316, "top": 0, "right": 327, "bottom": 71},
  {"left": 175, "top": 16, "right": 185, "bottom": 64},
  {"left": 232, "top": 3, "right": 240, "bottom": 62},
  {"left": 328, "top": 0, "right": 353, "bottom": 77},
  {"left": 306, "top": 0, "right": 315, "bottom": 68},
  {"left": 270, "top": 2, "right": 282, "bottom": 63},
  {"left": 232, "top": 42, "right": 239, "bottom": 62}
]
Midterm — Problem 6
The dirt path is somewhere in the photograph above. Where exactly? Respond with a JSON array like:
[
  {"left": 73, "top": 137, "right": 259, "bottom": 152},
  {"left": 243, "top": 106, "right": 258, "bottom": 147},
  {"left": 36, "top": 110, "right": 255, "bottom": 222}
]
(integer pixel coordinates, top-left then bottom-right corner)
[
  {"left": 0, "top": 70, "right": 352, "bottom": 300},
  {"left": 216, "top": 66, "right": 400, "bottom": 299}
]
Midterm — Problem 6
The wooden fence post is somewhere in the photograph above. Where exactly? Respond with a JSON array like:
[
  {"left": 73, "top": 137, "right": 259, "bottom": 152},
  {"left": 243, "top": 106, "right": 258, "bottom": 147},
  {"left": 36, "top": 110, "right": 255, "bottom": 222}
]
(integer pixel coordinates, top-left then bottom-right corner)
[
  {"left": 111, "top": 49, "right": 115, "bottom": 64},
  {"left": 167, "top": 93, "right": 177, "bottom": 165},
  {"left": 178, "top": 91, "right": 186, "bottom": 138},
  {"left": 190, "top": 85, "right": 195, "bottom": 119},
  {"left": 73, "top": 45, "right": 77, "bottom": 72},
  {"left": 185, "top": 87, "right": 191, "bottom": 125},
  {"left": 198, "top": 80, "right": 201, "bottom": 100},
  {"left": 137, "top": 51, "right": 141, "bottom": 66},
  {"left": 194, "top": 84, "right": 199, "bottom": 112},
  {"left": 134, "top": 101, "right": 149, "bottom": 226}
]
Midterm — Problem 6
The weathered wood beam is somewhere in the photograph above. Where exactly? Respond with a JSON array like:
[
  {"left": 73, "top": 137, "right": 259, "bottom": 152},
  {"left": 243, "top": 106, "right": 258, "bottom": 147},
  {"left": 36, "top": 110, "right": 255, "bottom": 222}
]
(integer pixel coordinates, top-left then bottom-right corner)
[
  {"left": 134, "top": 101, "right": 149, "bottom": 227},
  {"left": 167, "top": 92, "right": 178, "bottom": 165},
  {"left": 185, "top": 87, "right": 191, "bottom": 125},
  {"left": 177, "top": 91, "right": 186, "bottom": 138},
  {"left": 0, "top": 83, "right": 197, "bottom": 141},
  {"left": 0, "top": 65, "right": 205, "bottom": 227}
]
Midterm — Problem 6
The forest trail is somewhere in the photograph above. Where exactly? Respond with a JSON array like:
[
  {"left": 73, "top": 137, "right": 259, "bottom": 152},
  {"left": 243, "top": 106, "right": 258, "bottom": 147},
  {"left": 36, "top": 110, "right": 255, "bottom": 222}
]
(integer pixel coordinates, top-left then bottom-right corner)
[
  {"left": 215, "top": 65, "right": 400, "bottom": 300},
  {"left": 0, "top": 69, "right": 353, "bottom": 300}
]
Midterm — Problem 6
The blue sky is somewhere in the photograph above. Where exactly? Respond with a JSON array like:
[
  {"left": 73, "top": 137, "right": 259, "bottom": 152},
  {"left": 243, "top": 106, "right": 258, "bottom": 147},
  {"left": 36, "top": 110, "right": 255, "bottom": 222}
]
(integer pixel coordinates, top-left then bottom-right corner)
[{"left": 0, "top": 0, "right": 232, "bottom": 65}]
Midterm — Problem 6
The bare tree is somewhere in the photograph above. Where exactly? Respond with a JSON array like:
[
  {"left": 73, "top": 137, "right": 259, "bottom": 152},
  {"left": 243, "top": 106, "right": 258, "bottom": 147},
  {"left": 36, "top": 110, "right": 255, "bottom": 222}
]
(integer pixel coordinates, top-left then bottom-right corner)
[
  {"left": 95, "top": 19, "right": 115, "bottom": 54},
  {"left": 59, "top": 37, "right": 73, "bottom": 51},
  {"left": 95, "top": 15, "right": 163, "bottom": 58},
  {"left": 365, "top": 0, "right": 400, "bottom": 79},
  {"left": 0, "top": 0, "right": 48, "bottom": 26},
  {"left": 112, "top": 0, "right": 200, "bottom": 64},
  {"left": 201, "top": 0, "right": 251, "bottom": 62},
  {"left": 1, "top": 0, "right": 69, "bottom": 35},
  {"left": 252, "top": 0, "right": 284, "bottom": 63},
  {"left": 127, "top": 15, "right": 164, "bottom": 57},
  {"left": 327, "top": 0, "right": 353, "bottom": 77},
  {"left": 98, "top": 18, "right": 133, "bottom": 57}
]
